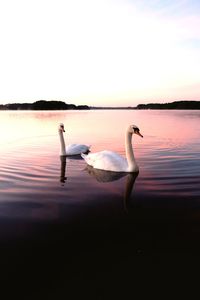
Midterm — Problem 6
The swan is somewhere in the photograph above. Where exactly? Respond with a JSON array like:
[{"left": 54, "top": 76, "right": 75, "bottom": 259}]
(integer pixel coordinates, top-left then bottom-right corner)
[
  {"left": 81, "top": 125, "right": 143, "bottom": 172},
  {"left": 58, "top": 123, "right": 91, "bottom": 156}
]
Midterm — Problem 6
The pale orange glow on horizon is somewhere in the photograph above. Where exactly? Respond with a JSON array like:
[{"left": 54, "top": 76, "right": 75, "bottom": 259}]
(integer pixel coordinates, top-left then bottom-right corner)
[{"left": 0, "top": 0, "right": 200, "bottom": 107}]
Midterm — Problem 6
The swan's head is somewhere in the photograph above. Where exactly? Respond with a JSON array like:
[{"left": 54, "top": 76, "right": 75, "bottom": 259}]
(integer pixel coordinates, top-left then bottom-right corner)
[
  {"left": 58, "top": 123, "right": 65, "bottom": 132},
  {"left": 129, "top": 125, "right": 143, "bottom": 138}
]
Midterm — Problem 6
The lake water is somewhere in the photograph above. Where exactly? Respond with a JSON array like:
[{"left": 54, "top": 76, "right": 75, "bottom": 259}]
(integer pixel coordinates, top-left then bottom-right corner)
[{"left": 0, "top": 109, "right": 200, "bottom": 298}]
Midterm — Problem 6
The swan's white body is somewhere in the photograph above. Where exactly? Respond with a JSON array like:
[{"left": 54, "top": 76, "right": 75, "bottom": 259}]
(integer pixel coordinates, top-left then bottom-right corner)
[
  {"left": 82, "top": 150, "right": 129, "bottom": 172},
  {"left": 58, "top": 123, "right": 91, "bottom": 156},
  {"left": 81, "top": 125, "right": 143, "bottom": 173},
  {"left": 65, "top": 143, "right": 90, "bottom": 156}
]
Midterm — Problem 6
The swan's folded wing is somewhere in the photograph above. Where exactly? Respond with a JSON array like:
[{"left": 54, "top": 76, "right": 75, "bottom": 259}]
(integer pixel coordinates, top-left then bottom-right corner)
[
  {"left": 82, "top": 151, "right": 128, "bottom": 172},
  {"left": 81, "top": 152, "right": 100, "bottom": 166}
]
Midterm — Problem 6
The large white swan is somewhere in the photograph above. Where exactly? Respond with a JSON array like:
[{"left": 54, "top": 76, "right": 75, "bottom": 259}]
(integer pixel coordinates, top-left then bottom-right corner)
[
  {"left": 58, "top": 123, "right": 91, "bottom": 156},
  {"left": 81, "top": 125, "right": 143, "bottom": 172}
]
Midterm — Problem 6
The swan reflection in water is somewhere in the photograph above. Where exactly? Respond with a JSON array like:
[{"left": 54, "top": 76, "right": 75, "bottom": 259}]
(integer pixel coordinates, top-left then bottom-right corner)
[
  {"left": 85, "top": 165, "right": 139, "bottom": 212},
  {"left": 60, "top": 151, "right": 88, "bottom": 187},
  {"left": 60, "top": 154, "right": 84, "bottom": 185},
  {"left": 59, "top": 157, "right": 139, "bottom": 211},
  {"left": 60, "top": 155, "right": 67, "bottom": 185}
]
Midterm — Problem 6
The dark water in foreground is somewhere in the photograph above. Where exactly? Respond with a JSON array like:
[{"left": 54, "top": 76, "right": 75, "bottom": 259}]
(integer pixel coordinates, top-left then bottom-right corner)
[{"left": 0, "top": 110, "right": 200, "bottom": 298}]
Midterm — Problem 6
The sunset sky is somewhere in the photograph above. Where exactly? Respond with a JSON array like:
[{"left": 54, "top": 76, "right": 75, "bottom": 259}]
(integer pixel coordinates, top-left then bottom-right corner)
[{"left": 0, "top": 0, "right": 200, "bottom": 107}]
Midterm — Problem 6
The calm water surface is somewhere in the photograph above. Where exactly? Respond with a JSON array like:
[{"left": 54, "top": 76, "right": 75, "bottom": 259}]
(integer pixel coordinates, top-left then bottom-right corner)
[
  {"left": 1, "top": 110, "right": 199, "bottom": 217},
  {"left": 0, "top": 109, "right": 200, "bottom": 298}
]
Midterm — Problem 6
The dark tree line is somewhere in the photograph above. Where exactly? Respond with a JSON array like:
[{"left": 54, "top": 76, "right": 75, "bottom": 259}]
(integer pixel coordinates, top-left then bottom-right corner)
[
  {"left": 136, "top": 101, "right": 200, "bottom": 110},
  {"left": 0, "top": 100, "right": 90, "bottom": 110},
  {"left": 1, "top": 100, "right": 200, "bottom": 110}
]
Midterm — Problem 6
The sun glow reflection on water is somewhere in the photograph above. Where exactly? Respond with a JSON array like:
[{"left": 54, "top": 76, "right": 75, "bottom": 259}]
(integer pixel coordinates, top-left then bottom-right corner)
[
  {"left": 1, "top": 109, "right": 200, "bottom": 298},
  {"left": 0, "top": 109, "right": 200, "bottom": 222}
]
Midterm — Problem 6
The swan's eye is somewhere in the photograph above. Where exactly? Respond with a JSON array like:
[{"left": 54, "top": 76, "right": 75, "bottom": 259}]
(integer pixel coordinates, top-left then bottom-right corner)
[{"left": 133, "top": 127, "right": 139, "bottom": 133}]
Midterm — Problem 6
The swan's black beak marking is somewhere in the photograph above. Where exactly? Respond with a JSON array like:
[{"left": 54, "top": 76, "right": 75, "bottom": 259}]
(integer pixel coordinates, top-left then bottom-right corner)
[{"left": 60, "top": 125, "right": 65, "bottom": 132}]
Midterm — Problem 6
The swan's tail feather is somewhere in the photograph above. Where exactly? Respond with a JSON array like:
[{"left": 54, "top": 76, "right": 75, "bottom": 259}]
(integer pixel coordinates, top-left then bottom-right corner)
[
  {"left": 81, "top": 153, "right": 87, "bottom": 159},
  {"left": 82, "top": 145, "right": 91, "bottom": 154}
]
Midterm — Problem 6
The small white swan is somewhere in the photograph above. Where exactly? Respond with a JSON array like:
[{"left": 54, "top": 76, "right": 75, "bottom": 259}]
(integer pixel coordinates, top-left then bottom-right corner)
[
  {"left": 58, "top": 123, "right": 91, "bottom": 156},
  {"left": 81, "top": 125, "right": 143, "bottom": 172}
]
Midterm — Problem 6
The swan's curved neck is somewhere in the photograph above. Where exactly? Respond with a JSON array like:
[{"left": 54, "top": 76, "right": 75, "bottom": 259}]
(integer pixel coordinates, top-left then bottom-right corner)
[
  {"left": 59, "top": 131, "right": 67, "bottom": 156},
  {"left": 125, "top": 130, "right": 138, "bottom": 172}
]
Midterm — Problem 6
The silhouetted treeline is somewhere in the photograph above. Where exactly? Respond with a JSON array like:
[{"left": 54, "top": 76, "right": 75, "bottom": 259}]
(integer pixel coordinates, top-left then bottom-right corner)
[
  {"left": 1, "top": 100, "right": 200, "bottom": 110},
  {"left": 136, "top": 101, "right": 200, "bottom": 110},
  {"left": 0, "top": 100, "right": 90, "bottom": 110}
]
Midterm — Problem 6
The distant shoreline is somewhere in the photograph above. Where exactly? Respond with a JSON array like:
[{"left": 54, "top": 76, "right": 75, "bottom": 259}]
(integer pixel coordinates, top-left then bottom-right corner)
[
  {"left": 0, "top": 100, "right": 200, "bottom": 110},
  {"left": 0, "top": 100, "right": 90, "bottom": 111},
  {"left": 92, "top": 100, "right": 200, "bottom": 110}
]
